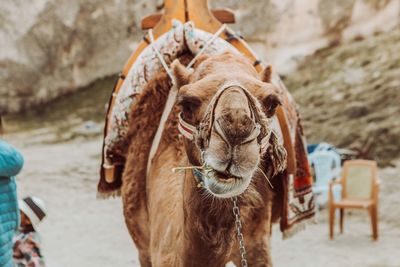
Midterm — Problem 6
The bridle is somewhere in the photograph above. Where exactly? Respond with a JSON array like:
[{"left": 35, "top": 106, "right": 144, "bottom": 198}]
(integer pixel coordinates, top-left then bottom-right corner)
[
  {"left": 176, "top": 81, "right": 274, "bottom": 190},
  {"left": 178, "top": 82, "right": 270, "bottom": 150}
]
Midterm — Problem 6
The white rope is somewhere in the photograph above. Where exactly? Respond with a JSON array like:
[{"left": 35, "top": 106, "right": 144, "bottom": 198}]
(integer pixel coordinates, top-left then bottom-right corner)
[
  {"left": 146, "top": 24, "right": 226, "bottom": 178},
  {"left": 149, "top": 24, "right": 227, "bottom": 76},
  {"left": 148, "top": 29, "right": 175, "bottom": 82},
  {"left": 187, "top": 24, "right": 227, "bottom": 68},
  {"left": 146, "top": 31, "right": 177, "bottom": 177},
  {"left": 146, "top": 85, "right": 178, "bottom": 177}
]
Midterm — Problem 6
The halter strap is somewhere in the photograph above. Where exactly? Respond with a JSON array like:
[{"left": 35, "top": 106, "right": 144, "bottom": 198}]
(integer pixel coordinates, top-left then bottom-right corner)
[
  {"left": 178, "top": 82, "right": 266, "bottom": 148},
  {"left": 178, "top": 113, "right": 196, "bottom": 140},
  {"left": 177, "top": 82, "right": 243, "bottom": 142},
  {"left": 198, "top": 81, "right": 267, "bottom": 149}
]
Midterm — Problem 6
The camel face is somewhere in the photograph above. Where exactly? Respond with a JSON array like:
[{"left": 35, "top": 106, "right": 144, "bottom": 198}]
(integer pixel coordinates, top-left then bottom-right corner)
[
  {"left": 202, "top": 86, "right": 261, "bottom": 198},
  {"left": 173, "top": 52, "right": 281, "bottom": 198}
]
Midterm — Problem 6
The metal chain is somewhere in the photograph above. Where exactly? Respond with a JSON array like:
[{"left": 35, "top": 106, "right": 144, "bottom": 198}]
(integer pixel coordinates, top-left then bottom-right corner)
[{"left": 232, "top": 197, "right": 248, "bottom": 267}]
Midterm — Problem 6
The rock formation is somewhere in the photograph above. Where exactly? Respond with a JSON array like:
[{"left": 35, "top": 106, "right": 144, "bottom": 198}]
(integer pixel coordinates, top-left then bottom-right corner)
[{"left": 0, "top": 0, "right": 398, "bottom": 113}]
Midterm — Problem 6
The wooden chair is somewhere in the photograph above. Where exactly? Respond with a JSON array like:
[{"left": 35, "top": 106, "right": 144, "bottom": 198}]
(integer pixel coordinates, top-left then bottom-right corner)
[{"left": 328, "top": 160, "right": 380, "bottom": 240}]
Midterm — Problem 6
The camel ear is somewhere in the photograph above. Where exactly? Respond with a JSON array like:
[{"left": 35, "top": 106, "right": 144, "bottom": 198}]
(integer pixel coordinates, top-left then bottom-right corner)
[
  {"left": 260, "top": 65, "right": 272, "bottom": 83},
  {"left": 171, "top": 59, "right": 191, "bottom": 88},
  {"left": 262, "top": 93, "right": 281, "bottom": 118}
]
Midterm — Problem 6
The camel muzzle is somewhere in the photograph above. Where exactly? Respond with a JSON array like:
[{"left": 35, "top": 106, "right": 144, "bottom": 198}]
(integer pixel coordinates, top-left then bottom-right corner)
[{"left": 177, "top": 82, "right": 270, "bottom": 198}]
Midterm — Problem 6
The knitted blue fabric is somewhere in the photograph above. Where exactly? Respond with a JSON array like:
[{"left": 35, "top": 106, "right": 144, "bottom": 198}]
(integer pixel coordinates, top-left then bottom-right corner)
[{"left": 0, "top": 140, "right": 24, "bottom": 267}]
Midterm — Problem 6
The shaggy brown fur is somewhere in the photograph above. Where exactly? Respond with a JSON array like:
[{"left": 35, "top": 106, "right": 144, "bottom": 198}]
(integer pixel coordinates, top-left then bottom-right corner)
[{"left": 122, "top": 52, "right": 286, "bottom": 267}]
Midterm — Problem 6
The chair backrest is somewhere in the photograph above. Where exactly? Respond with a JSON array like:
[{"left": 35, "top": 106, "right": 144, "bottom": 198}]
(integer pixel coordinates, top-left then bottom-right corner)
[
  {"left": 315, "top": 142, "right": 334, "bottom": 152},
  {"left": 309, "top": 150, "right": 341, "bottom": 187},
  {"left": 307, "top": 143, "right": 319, "bottom": 154},
  {"left": 342, "top": 160, "right": 377, "bottom": 200}
]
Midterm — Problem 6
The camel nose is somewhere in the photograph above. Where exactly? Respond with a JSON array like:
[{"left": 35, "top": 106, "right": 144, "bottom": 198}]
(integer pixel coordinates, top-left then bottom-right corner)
[{"left": 215, "top": 109, "right": 255, "bottom": 147}]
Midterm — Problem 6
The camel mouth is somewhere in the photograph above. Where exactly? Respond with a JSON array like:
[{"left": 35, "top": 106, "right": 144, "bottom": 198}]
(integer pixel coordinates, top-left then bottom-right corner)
[
  {"left": 203, "top": 169, "right": 251, "bottom": 198},
  {"left": 213, "top": 170, "right": 240, "bottom": 182}
]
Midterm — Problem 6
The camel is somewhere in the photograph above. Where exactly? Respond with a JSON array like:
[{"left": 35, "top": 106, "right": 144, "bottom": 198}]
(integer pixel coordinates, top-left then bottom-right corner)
[{"left": 121, "top": 51, "right": 287, "bottom": 267}]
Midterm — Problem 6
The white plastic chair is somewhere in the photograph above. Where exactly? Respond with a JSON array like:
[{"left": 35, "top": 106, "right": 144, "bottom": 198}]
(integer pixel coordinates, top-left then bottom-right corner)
[{"left": 309, "top": 150, "right": 342, "bottom": 207}]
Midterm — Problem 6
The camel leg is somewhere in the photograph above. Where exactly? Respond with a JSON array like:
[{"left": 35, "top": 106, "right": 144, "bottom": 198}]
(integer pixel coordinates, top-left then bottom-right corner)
[
  {"left": 329, "top": 205, "right": 335, "bottom": 239},
  {"left": 247, "top": 242, "right": 272, "bottom": 267},
  {"left": 339, "top": 208, "right": 344, "bottom": 234},
  {"left": 125, "top": 220, "right": 152, "bottom": 267},
  {"left": 138, "top": 250, "right": 152, "bottom": 267},
  {"left": 122, "top": 196, "right": 151, "bottom": 266},
  {"left": 231, "top": 239, "right": 272, "bottom": 267},
  {"left": 125, "top": 218, "right": 152, "bottom": 267}
]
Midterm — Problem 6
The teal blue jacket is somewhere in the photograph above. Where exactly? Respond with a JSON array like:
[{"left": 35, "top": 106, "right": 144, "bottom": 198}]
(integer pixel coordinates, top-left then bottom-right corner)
[{"left": 0, "top": 140, "right": 24, "bottom": 267}]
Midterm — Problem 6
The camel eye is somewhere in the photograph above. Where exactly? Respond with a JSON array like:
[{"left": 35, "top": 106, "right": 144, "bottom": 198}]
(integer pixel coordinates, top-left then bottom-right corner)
[
  {"left": 262, "top": 94, "right": 281, "bottom": 118},
  {"left": 177, "top": 95, "right": 201, "bottom": 120}
]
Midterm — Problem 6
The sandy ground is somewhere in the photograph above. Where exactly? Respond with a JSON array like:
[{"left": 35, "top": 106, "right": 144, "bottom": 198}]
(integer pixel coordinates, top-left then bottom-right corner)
[{"left": 5, "top": 131, "right": 400, "bottom": 267}]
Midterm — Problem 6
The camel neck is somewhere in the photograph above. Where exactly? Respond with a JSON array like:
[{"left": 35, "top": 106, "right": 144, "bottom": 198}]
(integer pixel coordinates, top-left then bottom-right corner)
[{"left": 181, "top": 171, "right": 236, "bottom": 266}]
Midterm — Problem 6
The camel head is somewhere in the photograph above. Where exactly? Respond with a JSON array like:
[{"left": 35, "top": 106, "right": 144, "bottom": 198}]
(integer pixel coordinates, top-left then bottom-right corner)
[{"left": 172, "top": 52, "right": 285, "bottom": 198}]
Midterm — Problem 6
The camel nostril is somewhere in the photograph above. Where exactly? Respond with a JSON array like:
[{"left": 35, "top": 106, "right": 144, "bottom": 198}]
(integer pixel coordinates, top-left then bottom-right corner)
[
  {"left": 225, "top": 158, "right": 234, "bottom": 173},
  {"left": 215, "top": 112, "right": 256, "bottom": 146}
]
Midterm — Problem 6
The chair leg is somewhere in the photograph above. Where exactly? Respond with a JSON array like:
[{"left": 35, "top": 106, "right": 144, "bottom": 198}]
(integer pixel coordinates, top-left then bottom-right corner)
[
  {"left": 339, "top": 208, "right": 344, "bottom": 234},
  {"left": 329, "top": 205, "right": 335, "bottom": 239},
  {"left": 370, "top": 205, "right": 378, "bottom": 240}
]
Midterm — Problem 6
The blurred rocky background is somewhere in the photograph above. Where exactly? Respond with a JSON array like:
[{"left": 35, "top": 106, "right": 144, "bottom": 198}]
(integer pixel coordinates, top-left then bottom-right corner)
[
  {"left": 0, "top": 0, "right": 158, "bottom": 113},
  {"left": 1, "top": 0, "right": 399, "bottom": 113},
  {"left": 1, "top": 0, "right": 399, "bottom": 165}
]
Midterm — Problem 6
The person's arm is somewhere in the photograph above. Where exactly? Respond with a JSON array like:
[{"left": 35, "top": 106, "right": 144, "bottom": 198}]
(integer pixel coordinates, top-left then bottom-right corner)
[{"left": 0, "top": 139, "right": 24, "bottom": 177}]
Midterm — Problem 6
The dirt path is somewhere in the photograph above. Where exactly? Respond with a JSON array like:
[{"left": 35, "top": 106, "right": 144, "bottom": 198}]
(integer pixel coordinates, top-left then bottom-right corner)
[{"left": 6, "top": 133, "right": 400, "bottom": 267}]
